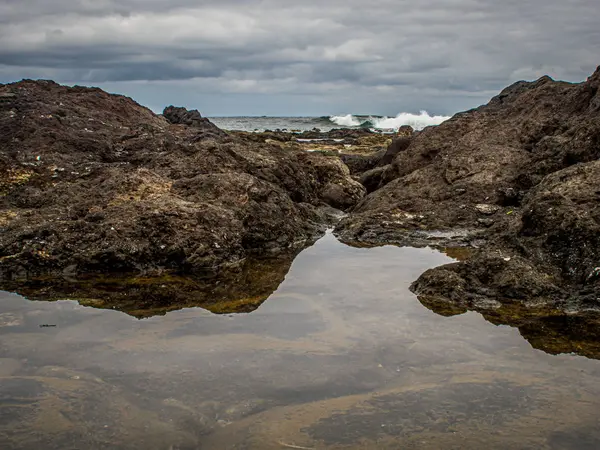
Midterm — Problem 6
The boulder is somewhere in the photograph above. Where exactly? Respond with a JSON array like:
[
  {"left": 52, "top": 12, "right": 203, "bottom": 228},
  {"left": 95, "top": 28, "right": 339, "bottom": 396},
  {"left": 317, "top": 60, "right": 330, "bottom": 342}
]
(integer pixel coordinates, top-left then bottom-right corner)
[
  {"left": 397, "top": 125, "right": 414, "bottom": 137},
  {"left": 359, "top": 166, "right": 388, "bottom": 193},
  {"left": 377, "top": 136, "right": 412, "bottom": 166},
  {"left": 340, "top": 149, "right": 386, "bottom": 175},
  {"left": 162, "top": 105, "right": 226, "bottom": 138}
]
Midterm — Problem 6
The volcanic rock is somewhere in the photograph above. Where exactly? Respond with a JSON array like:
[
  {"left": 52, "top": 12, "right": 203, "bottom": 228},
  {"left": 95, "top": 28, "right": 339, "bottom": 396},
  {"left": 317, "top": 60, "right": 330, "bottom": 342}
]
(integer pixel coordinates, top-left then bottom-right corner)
[
  {"left": 339, "top": 149, "right": 386, "bottom": 175},
  {"left": 162, "top": 105, "right": 225, "bottom": 138},
  {"left": 338, "top": 66, "right": 600, "bottom": 308},
  {"left": 474, "top": 204, "right": 500, "bottom": 215},
  {"left": 377, "top": 136, "right": 412, "bottom": 166},
  {"left": 0, "top": 80, "right": 364, "bottom": 279}
]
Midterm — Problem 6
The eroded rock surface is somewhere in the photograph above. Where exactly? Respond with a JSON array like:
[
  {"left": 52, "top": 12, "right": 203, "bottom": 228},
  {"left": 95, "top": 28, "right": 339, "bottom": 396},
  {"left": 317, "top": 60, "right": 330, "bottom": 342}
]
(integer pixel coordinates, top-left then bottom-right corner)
[
  {"left": 338, "top": 66, "right": 600, "bottom": 308},
  {"left": 0, "top": 80, "right": 364, "bottom": 279},
  {"left": 162, "top": 105, "right": 225, "bottom": 137}
]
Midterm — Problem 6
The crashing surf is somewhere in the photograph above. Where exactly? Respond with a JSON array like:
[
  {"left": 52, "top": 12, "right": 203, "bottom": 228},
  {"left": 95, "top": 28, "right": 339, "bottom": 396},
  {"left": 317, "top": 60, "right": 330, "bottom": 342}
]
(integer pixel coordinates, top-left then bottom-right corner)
[{"left": 329, "top": 111, "right": 450, "bottom": 131}]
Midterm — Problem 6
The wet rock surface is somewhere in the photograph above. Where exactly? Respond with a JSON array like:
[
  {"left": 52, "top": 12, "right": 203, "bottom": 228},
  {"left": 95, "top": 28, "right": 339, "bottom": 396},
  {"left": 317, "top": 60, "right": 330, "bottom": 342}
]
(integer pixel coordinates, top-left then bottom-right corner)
[
  {"left": 337, "top": 66, "right": 600, "bottom": 310},
  {"left": 0, "top": 80, "right": 364, "bottom": 279}
]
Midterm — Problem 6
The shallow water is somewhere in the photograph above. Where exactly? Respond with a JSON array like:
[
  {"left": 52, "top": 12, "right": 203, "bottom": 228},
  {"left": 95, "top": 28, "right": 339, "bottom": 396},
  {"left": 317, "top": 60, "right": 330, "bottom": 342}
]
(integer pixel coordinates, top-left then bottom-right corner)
[
  {"left": 209, "top": 116, "right": 339, "bottom": 132},
  {"left": 1, "top": 232, "right": 600, "bottom": 449}
]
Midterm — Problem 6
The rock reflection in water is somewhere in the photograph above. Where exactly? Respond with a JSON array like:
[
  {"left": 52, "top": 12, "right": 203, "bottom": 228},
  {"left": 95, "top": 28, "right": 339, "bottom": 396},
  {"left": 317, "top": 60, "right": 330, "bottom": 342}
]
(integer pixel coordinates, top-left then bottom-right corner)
[
  {"left": 0, "top": 250, "right": 302, "bottom": 318},
  {"left": 2, "top": 233, "right": 600, "bottom": 450},
  {"left": 418, "top": 295, "right": 600, "bottom": 360}
]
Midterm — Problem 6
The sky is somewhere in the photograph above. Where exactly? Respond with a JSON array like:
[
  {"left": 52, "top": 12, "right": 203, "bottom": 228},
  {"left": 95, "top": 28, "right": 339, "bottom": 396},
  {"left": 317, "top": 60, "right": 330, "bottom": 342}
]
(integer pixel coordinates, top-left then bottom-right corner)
[{"left": 0, "top": 0, "right": 598, "bottom": 116}]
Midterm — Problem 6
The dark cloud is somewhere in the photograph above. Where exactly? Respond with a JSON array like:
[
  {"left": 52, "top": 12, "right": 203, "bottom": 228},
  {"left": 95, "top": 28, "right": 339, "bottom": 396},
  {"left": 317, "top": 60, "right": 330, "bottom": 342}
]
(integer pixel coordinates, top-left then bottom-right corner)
[{"left": 0, "top": 0, "right": 598, "bottom": 115}]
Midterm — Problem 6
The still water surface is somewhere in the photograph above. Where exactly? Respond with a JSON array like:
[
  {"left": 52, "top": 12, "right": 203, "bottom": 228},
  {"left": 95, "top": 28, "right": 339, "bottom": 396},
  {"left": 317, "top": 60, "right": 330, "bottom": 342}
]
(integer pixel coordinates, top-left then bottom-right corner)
[{"left": 1, "top": 232, "right": 600, "bottom": 449}]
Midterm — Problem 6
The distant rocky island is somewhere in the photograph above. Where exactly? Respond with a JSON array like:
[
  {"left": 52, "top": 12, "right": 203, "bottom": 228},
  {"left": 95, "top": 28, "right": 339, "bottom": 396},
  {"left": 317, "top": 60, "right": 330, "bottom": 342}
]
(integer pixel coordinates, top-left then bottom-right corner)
[{"left": 1, "top": 66, "right": 599, "bottom": 317}]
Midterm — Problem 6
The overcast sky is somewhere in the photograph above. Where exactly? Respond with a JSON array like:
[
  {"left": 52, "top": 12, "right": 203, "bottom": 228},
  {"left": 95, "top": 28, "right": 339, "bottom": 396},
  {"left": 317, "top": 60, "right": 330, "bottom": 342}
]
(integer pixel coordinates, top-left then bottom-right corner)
[{"left": 1, "top": 0, "right": 598, "bottom": 116}]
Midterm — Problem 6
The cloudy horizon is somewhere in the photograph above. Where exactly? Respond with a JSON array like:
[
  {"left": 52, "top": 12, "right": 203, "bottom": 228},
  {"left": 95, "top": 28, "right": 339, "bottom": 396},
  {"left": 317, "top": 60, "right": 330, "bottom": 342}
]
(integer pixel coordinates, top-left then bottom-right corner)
[{"left": 1, "top": 0, "right": 598, "bottom": 116}]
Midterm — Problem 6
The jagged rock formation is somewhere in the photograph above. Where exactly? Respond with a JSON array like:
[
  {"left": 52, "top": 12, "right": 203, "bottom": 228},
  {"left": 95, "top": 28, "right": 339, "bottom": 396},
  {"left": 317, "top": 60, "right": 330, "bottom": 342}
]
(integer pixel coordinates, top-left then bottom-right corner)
[
  {"left": 0, "top": 80, "right": 364, "bottom": 279},
  {"left": 338, "top": 66, "right": 600, "bottom": 309},
  {"left": 162, "top": 105, "right": 225, "bottom": 138}
]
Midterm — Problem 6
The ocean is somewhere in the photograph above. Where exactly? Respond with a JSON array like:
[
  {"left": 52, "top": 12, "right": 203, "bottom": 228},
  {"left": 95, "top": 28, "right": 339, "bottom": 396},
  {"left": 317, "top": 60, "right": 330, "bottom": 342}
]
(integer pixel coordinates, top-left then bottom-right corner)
[{"left": 209, "top": 111, "right": 450, "bottom": 132}]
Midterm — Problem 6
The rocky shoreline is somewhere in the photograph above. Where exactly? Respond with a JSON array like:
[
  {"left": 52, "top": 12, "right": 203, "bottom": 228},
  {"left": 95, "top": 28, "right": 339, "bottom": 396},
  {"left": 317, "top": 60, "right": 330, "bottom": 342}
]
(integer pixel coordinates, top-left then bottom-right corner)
[
  {"left": 340, "top": 66, "right": 600, "bottom": 316},
  {"left": 0, "top": 80, "right": 364, "bottom": 279},
  {"left": 1, "top": 67, "right": 600, "bottom": 319}
]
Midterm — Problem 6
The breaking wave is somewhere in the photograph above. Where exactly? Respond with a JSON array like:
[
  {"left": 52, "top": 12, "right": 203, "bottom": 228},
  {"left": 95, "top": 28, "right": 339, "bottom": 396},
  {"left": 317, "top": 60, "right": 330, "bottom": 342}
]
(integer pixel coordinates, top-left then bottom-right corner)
[
  {"left": 328, "top": 114, "right": 362, "bottom": 127},
  {"left": 328, "top": 111, "right": 450, "bottom": 131}
]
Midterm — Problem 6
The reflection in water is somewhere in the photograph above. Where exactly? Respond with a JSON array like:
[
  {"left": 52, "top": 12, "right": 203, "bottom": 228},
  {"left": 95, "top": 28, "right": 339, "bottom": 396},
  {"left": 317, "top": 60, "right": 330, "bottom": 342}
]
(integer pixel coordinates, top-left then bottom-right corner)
[
  {"left": 418, "top": 295, "right": 600, "bottom": 360},
  {"left": 1, "top": 232, "right": 600, "bottom": 449},
  {"left": 0, "top": 250, "right": 303, "bottom": 318}
]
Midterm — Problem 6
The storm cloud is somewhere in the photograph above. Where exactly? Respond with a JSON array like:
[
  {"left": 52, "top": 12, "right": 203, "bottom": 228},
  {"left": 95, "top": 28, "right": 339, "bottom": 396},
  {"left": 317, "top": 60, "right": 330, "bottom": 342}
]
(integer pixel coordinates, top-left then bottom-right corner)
[{"left": 1, "top": 0, "right": 598, "bottom": 115}]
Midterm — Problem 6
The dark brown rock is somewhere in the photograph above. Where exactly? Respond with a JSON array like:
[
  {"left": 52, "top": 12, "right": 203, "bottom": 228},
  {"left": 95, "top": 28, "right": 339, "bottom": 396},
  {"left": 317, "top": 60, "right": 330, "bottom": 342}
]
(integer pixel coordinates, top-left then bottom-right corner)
[
  {"left": 411, "top": 253, "right": 562, "bottom": 305},
  {"left": 0, "top": 80, "right": 364, "bottom": 279},
  {"left": 397, "top": 125, "right": 414, "bottom": 137},
  {"left": 515, "top": 160, "right": 600, "bottom": 285},
  {"left": 377, "top": 136, "right": 412, "bottom": 166},
  {"left": 359, "top": 166, "right": 388, "bottom": 193},
  {"left": 163, "top": 105, "right": 226, "bottom": 140},
  {"left": 339, "top": 65, "right": 600, "bottom": 308},
  {"left": 340, "top": 66, "right": 600, "bottom": 236},
  {"left": 340, "top": 149, "right": 386, "bottom": 175}
]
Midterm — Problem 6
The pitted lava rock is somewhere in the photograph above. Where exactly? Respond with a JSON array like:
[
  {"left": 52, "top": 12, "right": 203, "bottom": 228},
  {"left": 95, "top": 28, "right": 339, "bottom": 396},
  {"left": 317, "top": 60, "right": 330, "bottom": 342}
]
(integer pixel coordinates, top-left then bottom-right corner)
[
  {"left": 337, "top": 66, "right": 600, "bottom": 309},
  {"left": 0, "top": 80, "right": 364, "bottom": 279}
]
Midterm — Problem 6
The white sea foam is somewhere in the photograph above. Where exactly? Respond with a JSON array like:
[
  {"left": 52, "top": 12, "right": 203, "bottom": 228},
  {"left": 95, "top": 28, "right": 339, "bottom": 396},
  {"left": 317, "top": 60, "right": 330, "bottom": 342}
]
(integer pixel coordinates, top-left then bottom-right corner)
[
  {"left": 371, "top": 111, "right": 450, "bottom": 130},
  {"left": 329, "top": 111, "right": 450, "bottom": 131},
  {"left": 329, "top": 114, "right": 362, "bottom": 127}
]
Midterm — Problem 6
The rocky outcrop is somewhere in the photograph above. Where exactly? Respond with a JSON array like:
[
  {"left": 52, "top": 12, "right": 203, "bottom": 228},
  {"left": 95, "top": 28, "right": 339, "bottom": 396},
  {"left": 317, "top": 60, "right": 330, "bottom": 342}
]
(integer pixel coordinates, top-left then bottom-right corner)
[
  {"left": 339, "top": 149, "right": 386, "bottom": 175},
  {"left": 359, "top": 166, "right": 387, "bottom": 194},
  {"left": 339, "top": 133, "right": 414, "bottom": 179},
  {"left": 378, "top": 135, "right": 412, "bottom": 166},
  {"left": 340, "top": 67, "right": 600, "bottom": 236},
  {"left": 162, "top": 105, "right": 226, "bottom": 138},
  {"left": 348, "top": 134, "right": 415, "bottom": 193},
  {"left": 338, "top": 66, "right": 600, "bottom": 309},
  {"left": 0, "top": 80, "right": 364, "bottom": 279}
]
